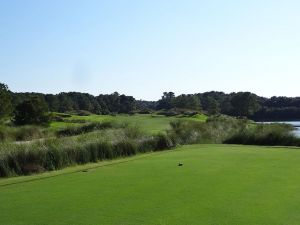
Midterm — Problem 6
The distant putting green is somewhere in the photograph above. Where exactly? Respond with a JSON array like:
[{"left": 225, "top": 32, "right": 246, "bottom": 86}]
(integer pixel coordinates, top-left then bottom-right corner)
[
  {"left": 2, "top": 144, "right": 300, "bottom": 225},
  {"left": 50, "top": 113, "right": 207, "bottom": 133}
]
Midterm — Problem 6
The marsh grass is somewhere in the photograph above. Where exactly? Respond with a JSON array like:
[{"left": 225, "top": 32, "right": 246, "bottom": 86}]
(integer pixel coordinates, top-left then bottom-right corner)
[
  {"left": 1, "top": 115, "right": 298, "bottom": 178},
  {"left": 224, "top": 123, "right": 300, "bottom": 146},
  {"left": 0, "top": 125, "right": 47, "bottom": 142},
  {"left": 0, "top": 125, "right": 176, "bottom": 177},
  {"left": 167, "top": 115, "right": 300, "bottom": 147},
  {"left": 167, "top": 115, "right": 246, "bottom": 145},
  {"left": 56, "top": 121, "right": 118, "bottom": 137}
]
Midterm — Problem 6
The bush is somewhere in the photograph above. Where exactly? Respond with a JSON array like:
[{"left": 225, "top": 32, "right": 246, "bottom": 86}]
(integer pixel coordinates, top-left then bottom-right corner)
[
  {"left": 138, "top": 110, "right": 152, "bottom": 114},
  {"left": 56, "top": 121, "right": 116, "bottom": 137},
  {"left": 13, "top": 97, "right": 50, "bottom": 125},
  {"left": 153, "top": 133, "right": 175, "bottom": 150},
  {"left": 0, "top": 125, "right": 46, "bottom": 142},
  {"left": 123, "top": 125, "right": 143, "bottom": 139},
  {"left": 14, "top": 126, "right": 45, "bottom": 141},
  {"left": 167, "top": 116, "right": 251, "bottom": 145},
  {"left": 113, "top": 140, "right": 137, "bottom": 157},
  {"left": 158, "top": 110, "right": 180, "bottom": 117},
  {"left": 67, "top": 110, "right": 92, "bottom": 116},
  {"left": 224, "top": 124, "right": 300, "bottom": 146}
]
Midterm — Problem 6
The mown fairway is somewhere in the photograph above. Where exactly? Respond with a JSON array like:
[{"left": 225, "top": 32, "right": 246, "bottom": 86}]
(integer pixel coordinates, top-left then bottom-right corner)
[
  {"left": 1, "top": 144, "right": 300, "bottom": 225},
  {"left": 50, "top": 113, "right": 207, "bottom": 133}
]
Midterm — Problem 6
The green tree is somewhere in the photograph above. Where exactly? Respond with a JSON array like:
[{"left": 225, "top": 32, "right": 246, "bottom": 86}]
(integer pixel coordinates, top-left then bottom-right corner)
[
  {"left": 13, "top": 97, "right": 49, "bottom": 125},
  {"left": 0, "top": 83, "right": 12, "bottom": 120},
  {"left": 206, "top": 97, "right": 220, "bottom": 115},
  {"left": 173, "top": 94, "right": 201, "bottom": 110},
  {"left": 157, "top": 92, "right": 175, "bottom": 109},
  {"left": 230, "top": 92, "right": 260, "bottom": 117}
]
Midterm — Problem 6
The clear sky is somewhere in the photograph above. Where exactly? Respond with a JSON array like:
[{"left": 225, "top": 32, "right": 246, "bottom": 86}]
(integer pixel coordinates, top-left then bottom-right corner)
[{"left": 0, "top": 0, "right": 300, "bottom": 100}]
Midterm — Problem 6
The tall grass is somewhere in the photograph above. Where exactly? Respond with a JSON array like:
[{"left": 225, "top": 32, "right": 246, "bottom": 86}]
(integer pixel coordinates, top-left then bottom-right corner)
[
  {"left": 167, "top": 115, "right": 247, "bottom": 145},
  {"left": 224, "top": 123, "right": 300, "bottom": 146},
  {"left": 1, "top": 115, "right": 298, "bottom": 178},
  {"left": 167, "top": 115, "right": 300, "bottom": 147},
  {"left": 0, "top": 126, "right": 176, "bottom": 177},
  {"left": 0, "top": 125, "right": 47, "bottom": 142},
  {"left": 56, "top": 121, "right": 118, "bottom": 137}
]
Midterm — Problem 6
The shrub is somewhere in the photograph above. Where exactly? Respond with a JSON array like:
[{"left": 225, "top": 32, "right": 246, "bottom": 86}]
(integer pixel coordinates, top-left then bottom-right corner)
[
  {"left": 0, "top": 125, "right": 46, "bottom": 142},
  {"left": 13, "top": 97, "right": 50, "bottom": 125},
  {"left": 153, "top": 133, "right": 175, "bottom": 150},
  {"left": 123, "top": 125, "right": 143, "bottom": 139},
  {"left": 67, "top": 110, "right": 92, "bottom": 116},
  {"left": 14, "top": 126, "right": 45, "bottom": 141},
  {"left": 224, "top": 123, "right": 300, "bottom": 146},
  {"left": 158, "top": 110, "right": 180, "bottom": 117},
  {"left": 113, "top": 140, "right": 137, "bottom": 157},
  {"left": 56, "top": 121, "right": 116, "bottom": 137},
  {"left": 138, "top": 110, "right": 152, "bottom": 114},
  {"left": 168, "top": 116, "right": 250, "bottom": 145}
]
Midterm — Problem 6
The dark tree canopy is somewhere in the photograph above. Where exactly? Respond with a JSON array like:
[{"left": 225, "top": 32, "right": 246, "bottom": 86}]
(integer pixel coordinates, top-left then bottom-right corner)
[
  {"left": 157, "top": 92, "right": 201, "bottom": 111},
  {"left": 230, "top": 92, "right": 261, "bottom": 117},
  {"left": 3, "top": 81, "right": 300, "bottom": 121},
  {"left": 0, "top": 83, "right": 12, "bottom": 119},
  {"left": 13, "top": 97, "right": 50, "bottom": 125},
  {"left": 11, "top": 92, "right": 136, "bottom": 115},
  {"left": 157, "top": 92, "right": 175, "bottom": 110},
  {"left": 206, "top": 97, "right": 220, "bottom": 115}
]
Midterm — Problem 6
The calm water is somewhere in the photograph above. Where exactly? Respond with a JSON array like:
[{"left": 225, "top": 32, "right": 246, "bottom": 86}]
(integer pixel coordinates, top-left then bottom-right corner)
[{"left": 258, "top": 121, "right": 300, "bottom": 137}]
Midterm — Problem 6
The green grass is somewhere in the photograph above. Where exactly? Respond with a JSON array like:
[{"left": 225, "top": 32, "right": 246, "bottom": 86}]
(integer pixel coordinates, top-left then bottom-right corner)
[
  {"left": 1, "top": 144, "right": 300, "bottom": 225},
  {"left": 51, "top": 113, "right": 208, "bottom": 133}
]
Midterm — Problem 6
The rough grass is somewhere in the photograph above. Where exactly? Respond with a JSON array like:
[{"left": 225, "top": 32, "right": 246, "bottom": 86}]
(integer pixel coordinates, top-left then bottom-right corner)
[
  {"left": 0, "top": 126, "right": 176, "bottom": 177},
  {"left": 0, "top": 125, "right": 47, "bottom": 142},
  {"left": 51, "top": 113, "right": 208, "bottom": 133},
  {"left": 0, "top": 113, "right": 207, "bottom": 142},
  {"left": 1, "top": 144, "right": 300, "bottom": 225}
]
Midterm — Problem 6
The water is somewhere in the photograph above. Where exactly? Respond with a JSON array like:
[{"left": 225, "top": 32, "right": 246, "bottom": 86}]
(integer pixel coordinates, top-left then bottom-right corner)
[{"left": 258, "top": 121, "right": 300, "bottom": 137}]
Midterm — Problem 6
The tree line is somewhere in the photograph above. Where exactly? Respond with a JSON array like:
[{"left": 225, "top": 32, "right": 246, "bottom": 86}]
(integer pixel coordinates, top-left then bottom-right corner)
[
  {"left": 156, "top": 91, "right": 300, "bottom": 120},
  {"left": 12, "top": 91, "right": 136, "bottom": 115},
  {"left": 1, "top": 82, "right": 300, "bottom": 125},
  {"left": 0, "top": 83, "right": 136, "bottom": 124}
]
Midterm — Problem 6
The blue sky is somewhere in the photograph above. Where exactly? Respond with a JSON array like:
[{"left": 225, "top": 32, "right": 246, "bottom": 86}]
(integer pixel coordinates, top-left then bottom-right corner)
[{"left": 0, "top": 0, "right": 300, "bottom": 100}]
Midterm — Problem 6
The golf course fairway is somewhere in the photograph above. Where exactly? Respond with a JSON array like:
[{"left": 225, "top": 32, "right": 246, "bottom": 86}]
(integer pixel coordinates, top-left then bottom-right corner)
[{"left": 1, "top": 144, "right": 300, "bottom": 225}]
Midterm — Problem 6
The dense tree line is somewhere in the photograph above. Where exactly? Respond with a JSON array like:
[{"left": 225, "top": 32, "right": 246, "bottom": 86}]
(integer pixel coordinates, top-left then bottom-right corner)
[
  {"left": 1, "top": 81, "right": 300, "bottom": 123},
  {"left": 157, "top": 92, "right": 201, "bottom": 111},
  {"left": 156, "top": 91, "right": 300, "bottom": 120},
  {"left": 10, "top": 91, "right": 136, "bottom": 115},
  {"left": 0, "top": 83, "right": 12, "bottom": 119},
  {"left": 156, "top": 91, "right": 261, "bottom": 117},
  {"left": 0, "top": 82, "right": 137, "bottom": 125}
]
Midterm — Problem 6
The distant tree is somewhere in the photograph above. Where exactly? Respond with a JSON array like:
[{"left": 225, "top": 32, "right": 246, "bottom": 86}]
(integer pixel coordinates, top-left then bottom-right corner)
[
  {"left": 45, "top": 94, "right": 60, "bottom": 112},
  {"left": 173, "top": 94, "right": 201, "bottom": 110},
  {"left": 119, "top": 95, "right": 136, "bottom": 113},
  {"left": 220, "top": 98, "right": 232, "bottom": 115},
  {"left": 0, "top": 83, "right": 12, "bottom": 119},
  {"left": 157, "top": 92, "right": 175, "bottom": 110},
  {"left": 58, "top": 94, "right": 73, "bottom": 112},
  {"left": 230, "top": 92, "right": 260, "bottom": 117},
  {"left": 13, "top": 97, "right": 49, "bottom": 125},
  {"left": 136, "top": 100, "right": 157, "bottom": 111},
  {"left": 206, "top": 97, "right": 220, "bottom": 115}
]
